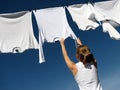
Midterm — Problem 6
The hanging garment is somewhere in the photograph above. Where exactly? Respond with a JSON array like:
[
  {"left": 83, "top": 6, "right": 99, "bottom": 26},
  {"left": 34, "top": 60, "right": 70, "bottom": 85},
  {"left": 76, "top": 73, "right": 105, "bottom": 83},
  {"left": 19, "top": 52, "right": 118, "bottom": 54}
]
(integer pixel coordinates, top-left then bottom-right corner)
[
  {"left": 38, "top": 25, "right": 45, "bottom": 63},
  {"left": 67, "top": 4, "right": 99, "bottom": 31},
  {"left": 94, "top": 0, "right": 120, "bottom": 25},
  {"left": 87, "top": 3, "right": 105, "bottom": 23},
  {"left": 75, "top": 62, "right": 102, "bottom": 90},
  {"left": 88, "top": 0, "right": 120, "bottom": 40},
  {"left": 33, "top": 7, "right": 77, "bottom": 63},
  {"left": 0, "top": 11, "right": 39, "bottom": 53},
  {"left": 102, "top": 21, "right": 120, "bottom": 40}
]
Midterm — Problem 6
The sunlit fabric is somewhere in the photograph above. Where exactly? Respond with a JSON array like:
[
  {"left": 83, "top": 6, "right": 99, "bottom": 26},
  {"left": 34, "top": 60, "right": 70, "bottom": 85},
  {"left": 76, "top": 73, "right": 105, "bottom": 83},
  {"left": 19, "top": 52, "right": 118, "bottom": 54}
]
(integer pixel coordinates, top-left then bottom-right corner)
[
  {"left": 67, "top": 4, "right": 99, "bottom": 30},
  {"left": 33, "top": 7, "right": 77, "bottom": 63},
  {"left": 75, "top": 62, "right": 102, "bottom": 90},
  {"left": 0, "top": 11, "right": 39, "bottom": 53}
]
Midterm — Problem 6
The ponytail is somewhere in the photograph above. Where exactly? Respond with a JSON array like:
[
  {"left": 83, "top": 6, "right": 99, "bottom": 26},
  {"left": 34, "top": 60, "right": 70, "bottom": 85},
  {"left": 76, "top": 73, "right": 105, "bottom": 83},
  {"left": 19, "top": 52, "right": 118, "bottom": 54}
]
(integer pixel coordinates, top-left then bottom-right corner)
[
  {"left": 82, "top": 53, "right": 94, "bottom": 65},
  {"left": 76, "top": 45, "right": 97, "bottom": 68}
]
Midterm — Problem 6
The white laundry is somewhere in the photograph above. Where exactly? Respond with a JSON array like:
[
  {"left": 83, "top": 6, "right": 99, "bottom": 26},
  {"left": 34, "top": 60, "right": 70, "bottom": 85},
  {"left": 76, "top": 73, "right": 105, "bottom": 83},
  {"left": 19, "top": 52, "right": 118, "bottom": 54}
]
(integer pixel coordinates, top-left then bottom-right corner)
[
  {"left": 102, "top": 21, "right": 120, "bottom": 40},
  {"left": 94, "top": 0, "right": 120, "bottom": 25},
  {"left": 88, "top": 2, "right": 120, "bottom": 40},
  {"left": 33, "top": 7, "right": 77, "bottom": 63},
  {"left": 0, "top": 11, "right": 39, "bottom": 53},
  {"left": 67, "top": 4, "right": 99, "bottom": 31},
  {"left": 38, "top": 26, "right": 45, "bottom": 63},
  {"left": 88, "top": 3, "right": 105, "bottom": 22},
  {"left": 75, "top": 62, "right": 102, "bottom": 90}
]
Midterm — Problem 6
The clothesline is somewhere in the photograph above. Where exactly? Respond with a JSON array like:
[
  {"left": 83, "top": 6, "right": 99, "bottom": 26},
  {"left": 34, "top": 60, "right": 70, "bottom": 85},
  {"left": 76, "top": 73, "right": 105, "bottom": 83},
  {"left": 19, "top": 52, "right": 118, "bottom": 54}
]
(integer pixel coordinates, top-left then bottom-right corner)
[{"left": 0, "top": 7, "right": 77, "bottom": 63}]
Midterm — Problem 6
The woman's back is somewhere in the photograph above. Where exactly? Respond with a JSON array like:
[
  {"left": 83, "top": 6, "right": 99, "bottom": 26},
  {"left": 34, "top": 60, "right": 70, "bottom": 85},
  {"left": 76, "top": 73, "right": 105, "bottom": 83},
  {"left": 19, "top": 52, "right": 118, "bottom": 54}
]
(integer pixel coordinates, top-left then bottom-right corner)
[
  {"left": 75, "top": 62, "right": 102, "bottom": 90},
  {"left": 59, "top": 38, "right": 102, "bottom": 90}
]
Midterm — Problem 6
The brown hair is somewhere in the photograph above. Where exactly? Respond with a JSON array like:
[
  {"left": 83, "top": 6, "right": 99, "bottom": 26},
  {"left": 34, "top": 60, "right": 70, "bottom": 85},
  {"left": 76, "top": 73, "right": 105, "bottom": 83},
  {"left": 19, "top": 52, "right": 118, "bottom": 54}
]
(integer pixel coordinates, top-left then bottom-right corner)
[{"left": 76, "top": 45, "right": 96, "bottom": 67}]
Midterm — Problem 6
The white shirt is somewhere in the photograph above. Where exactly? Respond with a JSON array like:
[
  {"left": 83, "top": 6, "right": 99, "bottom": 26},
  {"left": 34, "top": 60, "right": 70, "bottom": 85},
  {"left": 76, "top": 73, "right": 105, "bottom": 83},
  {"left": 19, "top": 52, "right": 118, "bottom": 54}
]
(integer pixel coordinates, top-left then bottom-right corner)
[
  {"left": 33, "top": 7, "right": 77, "bottom": 63},
  {"left": 102, "top": 21, "right": 120, "bottom": 40},
  {"left": 67, "top": 4, "right": 99, "bottom": 31},
  {"left": 90, "top": 0, "right": 120, "bottom": 40},
  {"left": 0, "top": 11, "right": 39, "bottom": 53},
  {"left": 94, "top": 0, "right": 120, "bottom": 24}
]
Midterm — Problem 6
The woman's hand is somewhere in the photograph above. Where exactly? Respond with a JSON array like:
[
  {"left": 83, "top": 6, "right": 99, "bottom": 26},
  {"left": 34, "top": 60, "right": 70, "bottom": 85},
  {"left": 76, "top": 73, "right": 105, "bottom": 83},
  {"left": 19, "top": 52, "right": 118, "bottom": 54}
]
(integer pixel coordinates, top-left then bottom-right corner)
[
  {"left": 60, "top": 38, "right": 65, "bottom": 45},
  {"left": 76, "top": 38, "right": 83, "bottom": 45}
]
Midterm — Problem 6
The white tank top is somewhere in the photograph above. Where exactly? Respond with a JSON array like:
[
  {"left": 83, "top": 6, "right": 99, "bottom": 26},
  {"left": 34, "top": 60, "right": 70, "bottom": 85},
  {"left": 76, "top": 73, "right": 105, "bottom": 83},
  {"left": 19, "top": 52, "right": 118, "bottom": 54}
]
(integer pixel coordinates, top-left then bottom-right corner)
[{"left": 74, "top": 62, "right": 102, "bottom": 90}]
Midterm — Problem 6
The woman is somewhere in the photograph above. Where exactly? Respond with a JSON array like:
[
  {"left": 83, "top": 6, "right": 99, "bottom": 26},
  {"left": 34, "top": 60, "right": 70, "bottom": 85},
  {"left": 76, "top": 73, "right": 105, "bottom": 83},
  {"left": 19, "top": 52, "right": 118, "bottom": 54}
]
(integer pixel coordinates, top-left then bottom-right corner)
[{"left": 59, "top": 38, "right": 102, "bottom": 90}]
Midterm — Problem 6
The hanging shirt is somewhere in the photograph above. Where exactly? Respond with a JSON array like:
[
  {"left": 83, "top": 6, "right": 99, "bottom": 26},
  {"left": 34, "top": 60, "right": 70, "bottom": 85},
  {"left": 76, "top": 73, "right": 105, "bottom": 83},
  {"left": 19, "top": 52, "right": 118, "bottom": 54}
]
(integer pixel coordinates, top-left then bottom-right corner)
[
  {"left": 94, "top": 0, "right": 120, "bottom": 25},
  {"left": 88, "top": 0, "right": 120, "bottom": 40},
  {"left": 102, "top": 21, "right": 120, "bottom": 40},
  {"left": 0, "top": 11, "right": 39, "bottom": 53},
  {"left": 67, "top": 4, "right": 99, "bottom": 31},
  {"left": 75, "top": 62, "right": 102, "bottom": 90},
  {"left": 33, "top": 7, "right": 77, "bottom": 63},
  {"left": 87, "top": 3, "right": 105, "bottom": 22}
]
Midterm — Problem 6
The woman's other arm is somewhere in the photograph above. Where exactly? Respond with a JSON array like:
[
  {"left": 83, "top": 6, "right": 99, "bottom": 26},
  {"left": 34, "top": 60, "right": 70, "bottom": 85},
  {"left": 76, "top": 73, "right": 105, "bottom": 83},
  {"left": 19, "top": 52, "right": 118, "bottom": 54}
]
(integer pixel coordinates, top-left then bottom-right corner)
[{"left": 60, "top": 38, "right": 77, "bottom": 76}]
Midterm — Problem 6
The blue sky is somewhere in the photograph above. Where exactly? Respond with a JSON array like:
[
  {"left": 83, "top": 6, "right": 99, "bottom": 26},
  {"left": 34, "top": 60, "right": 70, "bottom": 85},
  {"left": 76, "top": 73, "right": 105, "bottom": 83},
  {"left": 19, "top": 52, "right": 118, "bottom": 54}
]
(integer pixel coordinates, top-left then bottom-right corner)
[{"left": 0, "top": 0, "right": 120, "bottom": 90}]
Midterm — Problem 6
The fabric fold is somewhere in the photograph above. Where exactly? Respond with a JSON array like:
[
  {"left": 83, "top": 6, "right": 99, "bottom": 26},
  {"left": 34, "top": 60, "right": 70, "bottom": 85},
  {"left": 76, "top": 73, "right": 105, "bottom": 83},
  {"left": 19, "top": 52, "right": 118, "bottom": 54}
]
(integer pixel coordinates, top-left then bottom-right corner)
[
  {"left": 0, "top": 11, "right": 39, "bottom": 53},
  {"left": 102, "top": 21, "right": 120, "bottom": 40},
  {"left": 94, "top": 0, "right": 120, "bottom": 25},
  {"left": 67, "top": 3, "right": 99, "bottom": 31},
  {"left": 33, "top": 7, "right": 77, "bottom": 63}
]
